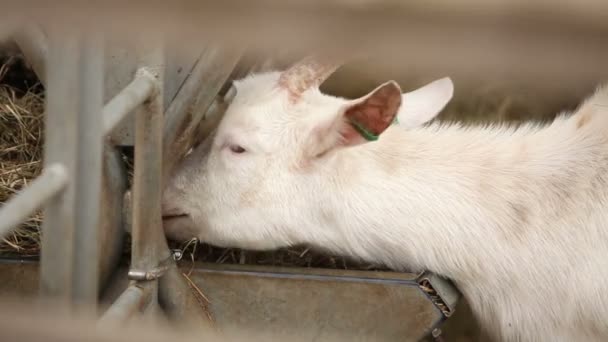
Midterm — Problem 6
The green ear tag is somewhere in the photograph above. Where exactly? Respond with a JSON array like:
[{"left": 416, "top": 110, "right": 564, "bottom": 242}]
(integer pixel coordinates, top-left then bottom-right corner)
[
  {"left": 349, "top": 119, "right": 379, "bottom": 141},
  {"left": 348, "top": 116, "right": 399, "bottom": 142}
]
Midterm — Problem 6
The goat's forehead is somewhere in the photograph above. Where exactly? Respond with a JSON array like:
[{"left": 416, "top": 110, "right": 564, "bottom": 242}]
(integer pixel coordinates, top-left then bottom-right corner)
[
  {"left": 223, "top": 98, "right": 283, "bottom": 128},
  {"left": 224, "top": 71, "right": 346, "bottom": 133}
]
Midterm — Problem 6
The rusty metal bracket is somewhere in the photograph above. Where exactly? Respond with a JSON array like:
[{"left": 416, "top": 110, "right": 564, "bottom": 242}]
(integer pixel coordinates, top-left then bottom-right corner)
[{"left": 127, "top": 253, "right": 173, "bottom": 281}]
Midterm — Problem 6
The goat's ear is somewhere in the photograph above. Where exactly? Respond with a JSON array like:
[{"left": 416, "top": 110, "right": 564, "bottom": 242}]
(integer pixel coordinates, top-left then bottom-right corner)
[
  {"left": 306, "top": 81, "right": 402, "bottom": 159},
  {"left": 397, "top": 77, "right": 453, "bottom": 129}
]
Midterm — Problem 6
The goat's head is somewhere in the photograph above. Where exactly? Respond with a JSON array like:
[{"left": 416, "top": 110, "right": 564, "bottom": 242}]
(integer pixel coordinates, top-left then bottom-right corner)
[{"left": 161, "top": 56, "right": 454, "bottom": 249}]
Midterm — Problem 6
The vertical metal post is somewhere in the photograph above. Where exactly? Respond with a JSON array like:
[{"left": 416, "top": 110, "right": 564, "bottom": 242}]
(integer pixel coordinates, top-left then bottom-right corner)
[
  {"left": 130, "top": 46, "right": 165, "bottom": 313},
  {"left": 155, "top": 48, "right": 240, "bottom": 328},
  {"left": 72, "top": 33, "right": 104, "bottom": 308},
  {"left": 39, "top": 28, "right": 80, "bottom": 306}
]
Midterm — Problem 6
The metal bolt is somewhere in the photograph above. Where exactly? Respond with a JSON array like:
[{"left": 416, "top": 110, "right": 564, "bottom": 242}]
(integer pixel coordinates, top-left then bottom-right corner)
[{"left": 171, "top": 249, "right": 183, "bottom": 261}]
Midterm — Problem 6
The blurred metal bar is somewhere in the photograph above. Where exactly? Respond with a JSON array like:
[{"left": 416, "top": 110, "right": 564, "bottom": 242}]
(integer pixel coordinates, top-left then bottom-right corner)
[
  {"left": 72, "top": 33, "right": 104, "bottom": 308},
  {"left": 11, "top": 24, "right": 48, "bottom": 86},
  {"left": 161, "top": 47, "right": 241, "bottom": 183},
  {"left": 4, "top": 1, "right": 608, "bottom": 92},
  {"left": 98, "top": 285, "right": 150, "bottom": 326},
  {"left": 39, "top": 28, "right": 80, "bottom": 306},
  {"left": 0, "top": 164, "right": 68, "bottom": 239},
  {"left": 5, "top": 1, "right": 608, "bottom": 32},
  {"left": 0, "top": 298, "right": 243, "bottom": 342},
  {"left": 97, "top": 146, "right": 129, "bottom": 296},
  {"left": 193, "top": 98, "right": 224, "bottom": 148},
  {"left": 192, "top": 54, "right": 283, "bottom": 154},
  {"left": 103, "top": 73, "right": 157, "bottom": 135}
]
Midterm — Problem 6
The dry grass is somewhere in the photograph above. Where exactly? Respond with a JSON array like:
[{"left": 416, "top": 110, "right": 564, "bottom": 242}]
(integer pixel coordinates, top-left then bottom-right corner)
[
  {"left": 0, "top": 84, "right": 45, "bottom": 256},
  {"left": 169, "top": 237, "right": 388, "bottom": 270}
]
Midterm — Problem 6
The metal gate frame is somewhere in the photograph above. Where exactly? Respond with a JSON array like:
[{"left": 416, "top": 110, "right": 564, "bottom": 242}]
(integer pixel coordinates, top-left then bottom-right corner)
[{"left": 0, "top": 23, "right": 243, "bottom": 325}]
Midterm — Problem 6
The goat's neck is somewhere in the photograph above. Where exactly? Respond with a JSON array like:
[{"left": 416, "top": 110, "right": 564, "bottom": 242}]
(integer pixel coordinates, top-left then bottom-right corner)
[{"left": 311, "top": 120, "right": 594, "bottom": 282}]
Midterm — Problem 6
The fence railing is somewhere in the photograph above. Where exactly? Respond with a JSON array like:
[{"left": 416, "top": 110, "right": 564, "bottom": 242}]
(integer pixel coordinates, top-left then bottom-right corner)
[
  {"left": 3, "top": 1, "right": 608, "bottom": 93},
  {"left": 0, "top": 23, "right": 240, "bottom": 324}
]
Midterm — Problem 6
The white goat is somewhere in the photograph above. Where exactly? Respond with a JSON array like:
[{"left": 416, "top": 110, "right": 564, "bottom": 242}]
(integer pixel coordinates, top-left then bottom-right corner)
[{"left": 162, "top": 56, "right": 608, "bottom": 342}]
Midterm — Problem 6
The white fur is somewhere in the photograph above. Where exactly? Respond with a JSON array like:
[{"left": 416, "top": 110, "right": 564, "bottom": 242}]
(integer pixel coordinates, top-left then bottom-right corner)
[{"left": 162, "top": 70, "right": 608, "bottom": 341}]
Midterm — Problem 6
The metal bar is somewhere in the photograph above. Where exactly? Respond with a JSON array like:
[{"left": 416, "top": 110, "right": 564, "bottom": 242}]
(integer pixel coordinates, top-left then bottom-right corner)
[
  {"left": 102, "top": 73, "right": 157, "bottom": 135},
  {"left": 130, "top": 47, "right": 164, "bottom": 315},
  {"left": 131, "top": 66, "right": 164, "bottom": 267},
  {"left": 190, "top": 52, "right": 267, "bottom": 147},
  {"left": 4, "top": 1, "right": 608, "bottom": 92},
  {"left": 161, "top": 46, "right": 241, "bottom": 185},
  {"left": 39, "top": 28, "right": 80, "bottom": 306},
  {"left": 155, "top": 47, "right": 240, "bottom": 326},
  {"left": 0, "top": 164, "right": 68, "bottom": 239},
  {"left": 11, "top": 24, "right": 48, "bottom": 86},
  {"left": 192, "top": 98, "right": 224, "bottom": 148},
  {"left": 0, "top": 298, "right": 231, "bottom": 342},
  {"left": 97, "top": 146, "right": 128, "bottom": 296},
  {"left": 98, "top": 285, "right": 149, "bottom": 326},
  {"left": 105, "top": 43, "right": 203, "bottom": 146},
  {"left": 5, "top": 0, "right": 608, "bottom": 33},
  {"left": 72, "top": 33, "right": 104, "bottom": 308}
]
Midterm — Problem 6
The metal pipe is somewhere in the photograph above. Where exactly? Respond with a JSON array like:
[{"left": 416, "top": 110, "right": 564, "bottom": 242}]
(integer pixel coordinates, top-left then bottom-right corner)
[
  {"left": 97, "top": 146, "right": 129, "bottom": 298},
  {"left": 4, "top": 1, "right": 608, "bottom": 93},
  {"left": 156, "top": 48, "right": 239, "bottom": 327},
  {"left": 102, "top": 73, "right": 157, "bottom": 135},
  {"left": 161, "top": 46, "right": 241, "bottom": 185},
  {"left": 0, "top": 164, "right": 68, "bottom": 239},
  {"left": 39, "top": 29, "right": 80, "bottom": 305},
  {"left": 131, "top": 66, "right": 164, "bottom": 270},
  {"left": 11, "top": 24, "right": 48, "bottom": 86},
  {"left": 97, "top": 285, "right": 149, "bottom": 326},
  {"left": 130, "top": 49, "right": 165, "bottom": 314},
  {"left": 72, "top": 33, "right": 104, "bottom": 308}
]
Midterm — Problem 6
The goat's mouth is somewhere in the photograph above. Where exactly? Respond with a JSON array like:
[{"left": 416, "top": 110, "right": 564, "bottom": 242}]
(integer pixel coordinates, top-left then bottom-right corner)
[
  {"left": 162, "top": 213, "right": 189, "bottom": 220},
  {"left": 161, "top": 206, "right": 190, "bottom": 221},
  {"left": 161, "top": 212, "right": 198, "bottom": 242}
]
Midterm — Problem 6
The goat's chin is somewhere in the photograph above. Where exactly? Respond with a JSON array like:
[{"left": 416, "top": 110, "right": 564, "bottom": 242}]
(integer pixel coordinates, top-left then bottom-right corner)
[{"left": 162, "top": 215, "right": 198, "bottom": 243}]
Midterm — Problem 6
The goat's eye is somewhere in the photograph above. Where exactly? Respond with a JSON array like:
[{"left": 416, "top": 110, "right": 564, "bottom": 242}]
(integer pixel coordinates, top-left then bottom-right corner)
[{"left": 229, "top": 144, "right": 246, "bottom": 154}]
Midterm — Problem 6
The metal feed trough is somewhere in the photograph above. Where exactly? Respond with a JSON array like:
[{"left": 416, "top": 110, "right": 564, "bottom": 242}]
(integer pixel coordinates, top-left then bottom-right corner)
[{"left": 1, "top": 1, "right": 608, "bottom": 341}]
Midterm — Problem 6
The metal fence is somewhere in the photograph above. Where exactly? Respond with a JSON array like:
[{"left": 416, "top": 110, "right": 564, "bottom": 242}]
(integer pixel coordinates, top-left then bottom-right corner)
[{"left": 0, "top": 24, "right": 244, "bottom": 325}]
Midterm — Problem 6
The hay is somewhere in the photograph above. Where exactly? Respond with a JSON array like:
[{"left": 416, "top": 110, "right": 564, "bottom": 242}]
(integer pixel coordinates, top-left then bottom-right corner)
[
  {"left": 0, "top": 84, "right": 45, "bottom": 256},
  {"left": 169, "top": 237, "right": 388, "bottom": 270}
]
